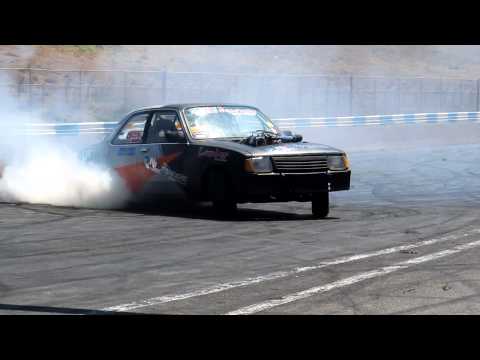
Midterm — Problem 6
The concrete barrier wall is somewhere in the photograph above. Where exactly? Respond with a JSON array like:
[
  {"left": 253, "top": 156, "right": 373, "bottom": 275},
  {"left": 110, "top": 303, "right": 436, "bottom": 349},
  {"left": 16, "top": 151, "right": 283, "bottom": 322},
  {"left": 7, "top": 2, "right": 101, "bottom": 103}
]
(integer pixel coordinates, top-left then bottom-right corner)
[
  {"left": 0, "top": 68, "right": 479, "bottom": 121},
  {"left": 162, "top": 73, "right": 480, "bottom": 118}
]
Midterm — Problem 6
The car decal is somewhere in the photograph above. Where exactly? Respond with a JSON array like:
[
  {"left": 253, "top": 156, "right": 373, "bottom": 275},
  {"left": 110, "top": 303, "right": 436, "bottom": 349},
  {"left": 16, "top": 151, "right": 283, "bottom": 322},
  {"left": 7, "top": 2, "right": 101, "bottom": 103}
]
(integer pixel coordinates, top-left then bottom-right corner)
[
  {"left": 143, "top": 155, "right": 188, "bottom": 185},
  {"left": 144, "top": 156, "right": 188, "bottom": 185},
  {"left": 115, "top": 152, "right": 181, "bottom": 193}
]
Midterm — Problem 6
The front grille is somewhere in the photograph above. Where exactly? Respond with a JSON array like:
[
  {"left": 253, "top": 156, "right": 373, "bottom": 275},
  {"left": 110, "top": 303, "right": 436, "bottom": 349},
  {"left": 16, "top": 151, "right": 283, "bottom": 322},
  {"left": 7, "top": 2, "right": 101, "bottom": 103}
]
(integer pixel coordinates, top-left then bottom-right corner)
[{"left": 272, "top": 155, "right": 328, "bottom": 173}]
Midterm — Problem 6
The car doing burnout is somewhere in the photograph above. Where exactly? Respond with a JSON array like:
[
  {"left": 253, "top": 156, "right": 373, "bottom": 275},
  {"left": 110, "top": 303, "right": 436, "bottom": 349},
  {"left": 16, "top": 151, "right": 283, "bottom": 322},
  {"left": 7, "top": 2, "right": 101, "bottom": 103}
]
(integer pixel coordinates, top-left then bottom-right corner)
[{"left": 82, "top": 104, "right": 351, "bottom": 218}]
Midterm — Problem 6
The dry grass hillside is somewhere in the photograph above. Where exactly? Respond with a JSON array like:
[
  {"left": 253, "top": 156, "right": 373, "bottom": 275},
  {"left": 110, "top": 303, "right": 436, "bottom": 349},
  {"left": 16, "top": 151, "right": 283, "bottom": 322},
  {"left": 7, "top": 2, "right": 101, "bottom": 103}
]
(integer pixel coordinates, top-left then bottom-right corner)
[{"left": 1, "top": 45, "right": 480, "bottom": 79}]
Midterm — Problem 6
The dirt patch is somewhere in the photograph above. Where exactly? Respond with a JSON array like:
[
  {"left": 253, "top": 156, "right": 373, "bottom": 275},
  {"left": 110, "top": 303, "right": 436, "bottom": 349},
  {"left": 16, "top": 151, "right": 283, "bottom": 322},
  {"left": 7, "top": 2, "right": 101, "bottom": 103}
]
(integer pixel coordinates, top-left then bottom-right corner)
[{"left": 1, "top": 45, "right": 480, "bottom": 79}]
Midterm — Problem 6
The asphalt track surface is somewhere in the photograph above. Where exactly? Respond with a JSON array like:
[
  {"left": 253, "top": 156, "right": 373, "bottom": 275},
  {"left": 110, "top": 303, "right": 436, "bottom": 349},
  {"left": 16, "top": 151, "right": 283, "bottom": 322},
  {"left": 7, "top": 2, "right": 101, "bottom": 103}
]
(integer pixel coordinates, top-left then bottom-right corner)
[{"left": 1, "top": 143, "right": 480, "bottom": 314}]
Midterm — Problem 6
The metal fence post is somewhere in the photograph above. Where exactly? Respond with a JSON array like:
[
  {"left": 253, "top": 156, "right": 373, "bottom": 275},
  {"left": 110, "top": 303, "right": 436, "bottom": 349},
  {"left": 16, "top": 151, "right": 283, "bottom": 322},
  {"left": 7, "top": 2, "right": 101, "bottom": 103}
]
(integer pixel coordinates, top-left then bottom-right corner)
[
  {"left": 349, "top": 75, "right": 354, "bottom": 116},
  {"left": 476, "top": 79, "right": 480, "bottom": 112},
  {"left": 28, "top": 68, "right": 32, "bottom": 113},
  {"left": 79, "top": 70, "right": 83, "bottom": 111},
  {"left": 64, "top": 72, "right": 68, "bottom": 111},
  {"left": 123, "top": 71, "right": 128, "bottom": 112},
  {"left": 41, "top": 83, "right": 45, "bottom": 119},
  {"left": 161, "top": 70, "right": 167, "bottom": 104}
]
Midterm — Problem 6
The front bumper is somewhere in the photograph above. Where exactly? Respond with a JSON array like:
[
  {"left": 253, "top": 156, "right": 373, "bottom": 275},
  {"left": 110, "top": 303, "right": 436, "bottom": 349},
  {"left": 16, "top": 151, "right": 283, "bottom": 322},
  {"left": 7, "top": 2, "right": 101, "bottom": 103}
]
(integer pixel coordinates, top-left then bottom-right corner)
[{"left": 236, "top": 170, "right": 351, "bottom": 202}]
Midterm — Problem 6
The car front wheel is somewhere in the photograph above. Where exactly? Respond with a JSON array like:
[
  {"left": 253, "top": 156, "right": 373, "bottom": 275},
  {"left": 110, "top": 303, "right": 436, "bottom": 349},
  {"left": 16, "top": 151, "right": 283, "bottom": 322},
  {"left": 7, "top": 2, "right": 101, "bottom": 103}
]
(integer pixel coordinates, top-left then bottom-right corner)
[
  {"left": 207, "top": 170, "right": 238, "bottom": 215},
  {"left": 312, "top": 192, "right": 329, "bottom": 219}
]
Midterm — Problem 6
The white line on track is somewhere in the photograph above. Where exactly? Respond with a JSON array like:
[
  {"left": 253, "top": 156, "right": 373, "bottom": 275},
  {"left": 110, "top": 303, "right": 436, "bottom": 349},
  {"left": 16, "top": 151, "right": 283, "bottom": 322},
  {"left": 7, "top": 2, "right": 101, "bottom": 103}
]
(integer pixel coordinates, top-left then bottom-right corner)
[
  {"left": 102, "top": 228, "right": 480, "bottom": 312},
  {"left": 226, "top": 238, "right": 480, "bottom": 315}
]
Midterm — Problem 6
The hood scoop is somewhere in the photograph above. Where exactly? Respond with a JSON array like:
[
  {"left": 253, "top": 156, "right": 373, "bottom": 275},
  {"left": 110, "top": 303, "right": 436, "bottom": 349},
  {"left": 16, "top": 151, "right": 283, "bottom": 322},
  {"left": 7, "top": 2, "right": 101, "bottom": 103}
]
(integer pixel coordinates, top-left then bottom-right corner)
[{"left": 240, "top": 130, "right": 303, "bottom": 147}]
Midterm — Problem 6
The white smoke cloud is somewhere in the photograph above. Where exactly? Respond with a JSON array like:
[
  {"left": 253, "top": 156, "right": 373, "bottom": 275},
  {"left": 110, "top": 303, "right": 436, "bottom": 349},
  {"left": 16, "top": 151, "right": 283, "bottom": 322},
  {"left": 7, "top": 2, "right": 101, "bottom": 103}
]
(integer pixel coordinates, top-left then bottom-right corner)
[
  {"left": 0, "top": 142, "right": 129, "bottom": 208},
  {"left": 0, "top": 51, "right": 131, "bottom": 209}
]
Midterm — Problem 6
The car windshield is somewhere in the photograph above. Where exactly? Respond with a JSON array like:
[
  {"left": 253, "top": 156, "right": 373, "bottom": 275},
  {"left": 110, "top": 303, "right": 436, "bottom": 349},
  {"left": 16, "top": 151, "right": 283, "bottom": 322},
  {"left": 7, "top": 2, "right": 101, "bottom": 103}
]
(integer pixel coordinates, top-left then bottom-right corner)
[{"left": 184, "top": 106, "right": 279, "bottom": 139}]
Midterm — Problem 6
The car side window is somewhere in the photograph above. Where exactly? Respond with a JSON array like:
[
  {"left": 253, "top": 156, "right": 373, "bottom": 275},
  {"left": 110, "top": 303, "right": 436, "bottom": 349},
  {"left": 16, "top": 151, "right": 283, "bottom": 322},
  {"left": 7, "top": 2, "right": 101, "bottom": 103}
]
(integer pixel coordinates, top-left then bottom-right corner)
[
  {"left": 146, "top": 111, "right": 185, "bottom": 144},
  {"left": 112, "top": 112, "right": 150, "bottom": 145}
]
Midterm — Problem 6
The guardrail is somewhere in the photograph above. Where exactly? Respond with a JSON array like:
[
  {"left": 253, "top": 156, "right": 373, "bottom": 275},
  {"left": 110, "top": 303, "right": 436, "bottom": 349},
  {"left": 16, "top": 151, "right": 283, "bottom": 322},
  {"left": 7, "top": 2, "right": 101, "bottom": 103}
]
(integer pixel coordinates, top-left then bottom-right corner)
[
  {"left": 274, "top": 111, "right": 480, "bottom": 128},
  {"left": 7, "top": 111, "right": 480, "bottom": 136},
  {"left": 9, "top": 121, "right": 118, "bottom": 136}
]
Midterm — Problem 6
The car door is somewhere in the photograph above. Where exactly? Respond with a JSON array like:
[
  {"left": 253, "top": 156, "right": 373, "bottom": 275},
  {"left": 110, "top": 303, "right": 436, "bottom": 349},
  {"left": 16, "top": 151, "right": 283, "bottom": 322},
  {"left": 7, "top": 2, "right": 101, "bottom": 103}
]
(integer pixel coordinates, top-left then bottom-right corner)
[
  {"left": 109, "top": 111, "right": 153, "bottom": 194},
  {"left": 139, "top": 110, "right": 189, "bottom": 198}
]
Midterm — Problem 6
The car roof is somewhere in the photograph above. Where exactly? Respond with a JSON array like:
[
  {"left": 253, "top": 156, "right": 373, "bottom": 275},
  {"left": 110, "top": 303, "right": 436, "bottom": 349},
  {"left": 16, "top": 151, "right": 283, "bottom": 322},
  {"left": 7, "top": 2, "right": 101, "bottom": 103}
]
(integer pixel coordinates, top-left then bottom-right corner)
[{"left": 129, "top": 103, "right": 259, "bottom": 113}]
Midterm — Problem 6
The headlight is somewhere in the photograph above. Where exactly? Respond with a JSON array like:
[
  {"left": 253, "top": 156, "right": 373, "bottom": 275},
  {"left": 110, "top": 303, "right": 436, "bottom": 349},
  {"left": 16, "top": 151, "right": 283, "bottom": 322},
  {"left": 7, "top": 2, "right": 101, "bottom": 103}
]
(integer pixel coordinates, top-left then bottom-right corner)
[
  {"left": 244, "top": 157, "right": 273, "bottom": 173},
  {"left": 328, "top": 155, "right": 349, "bottom": 171}
]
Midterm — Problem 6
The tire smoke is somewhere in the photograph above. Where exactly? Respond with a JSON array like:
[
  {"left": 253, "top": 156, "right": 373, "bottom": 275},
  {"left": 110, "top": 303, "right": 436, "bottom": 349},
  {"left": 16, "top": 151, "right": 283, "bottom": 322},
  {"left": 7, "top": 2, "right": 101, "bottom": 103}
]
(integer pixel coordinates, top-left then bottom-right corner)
[
  {"left": 0, "top": 62, "right": 131, "bottom": 209},
  {"left": 0, "top": 140, "right": 130, "bottom": 209}
]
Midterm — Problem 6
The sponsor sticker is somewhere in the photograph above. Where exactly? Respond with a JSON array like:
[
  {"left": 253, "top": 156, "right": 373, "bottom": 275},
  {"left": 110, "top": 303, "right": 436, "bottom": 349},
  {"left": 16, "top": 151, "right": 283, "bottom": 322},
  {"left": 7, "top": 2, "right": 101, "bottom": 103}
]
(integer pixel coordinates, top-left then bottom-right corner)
[
  {"left": 188, "top": 107, "right": 217, "bottom": 116},
  {"left": 219, "top": 107, "right": 257, "bottom": 116}
]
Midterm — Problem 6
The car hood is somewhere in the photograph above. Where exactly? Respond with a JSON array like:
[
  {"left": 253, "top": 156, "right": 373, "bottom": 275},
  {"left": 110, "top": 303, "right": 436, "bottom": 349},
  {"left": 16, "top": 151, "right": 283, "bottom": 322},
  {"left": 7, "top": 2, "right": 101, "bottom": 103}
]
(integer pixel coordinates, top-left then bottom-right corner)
[{"left": 193, "top": 139, "right": 345, "bottom": 157}]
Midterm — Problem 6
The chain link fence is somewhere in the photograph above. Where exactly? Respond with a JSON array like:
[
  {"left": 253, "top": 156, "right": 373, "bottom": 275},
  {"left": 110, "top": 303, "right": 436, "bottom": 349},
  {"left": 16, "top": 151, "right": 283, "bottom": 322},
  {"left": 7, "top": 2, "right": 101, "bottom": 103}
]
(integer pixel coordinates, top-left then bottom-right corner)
[{"left": 0, "top": 68, "right": 478, "bottom": 122}]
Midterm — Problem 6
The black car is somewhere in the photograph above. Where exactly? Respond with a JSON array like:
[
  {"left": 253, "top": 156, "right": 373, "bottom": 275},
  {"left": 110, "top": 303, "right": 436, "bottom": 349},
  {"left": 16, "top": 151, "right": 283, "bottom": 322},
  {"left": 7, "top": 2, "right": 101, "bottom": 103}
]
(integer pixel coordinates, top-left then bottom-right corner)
[{"left": 84, "top": 104, "right": 351, "bottom": 218}]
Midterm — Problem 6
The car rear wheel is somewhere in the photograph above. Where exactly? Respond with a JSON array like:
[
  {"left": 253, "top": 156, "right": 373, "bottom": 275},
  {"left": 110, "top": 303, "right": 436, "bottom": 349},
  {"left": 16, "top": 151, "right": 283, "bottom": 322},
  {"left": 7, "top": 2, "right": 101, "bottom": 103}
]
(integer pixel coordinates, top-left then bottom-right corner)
[
  {"left": 207, "top": 170, "right": 237, "bottom": 215},
  {"left": 312, "top": 192, "right": 329, "bottom": 219}
]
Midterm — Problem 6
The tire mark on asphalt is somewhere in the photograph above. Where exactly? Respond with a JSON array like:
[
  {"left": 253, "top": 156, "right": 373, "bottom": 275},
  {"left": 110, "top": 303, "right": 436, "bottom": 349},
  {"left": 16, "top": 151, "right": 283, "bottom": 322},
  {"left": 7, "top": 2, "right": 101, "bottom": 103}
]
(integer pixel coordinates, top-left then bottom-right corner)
[
  {"left": 0, "top": 204, "right": 104, "bottom": 231},
  {"left": 226, "top": 238, "right": 480, "bottom": 315},
  {"left": 389, "top": 293, "right": 480, "bottom": 315},
  {"left": 102, "top": 228, "right": 480, "bottom": 312}
]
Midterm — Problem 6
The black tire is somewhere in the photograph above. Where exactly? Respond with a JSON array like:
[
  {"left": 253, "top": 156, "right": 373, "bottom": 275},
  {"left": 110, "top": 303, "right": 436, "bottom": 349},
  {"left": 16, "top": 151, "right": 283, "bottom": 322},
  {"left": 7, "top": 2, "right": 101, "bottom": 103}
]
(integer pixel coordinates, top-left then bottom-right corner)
[
  {"left": 312, "top": 192, "right": 329, "bottom": 219},
  {"left": 207, "top": 170, "right": 237, "bottom": 215}
]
